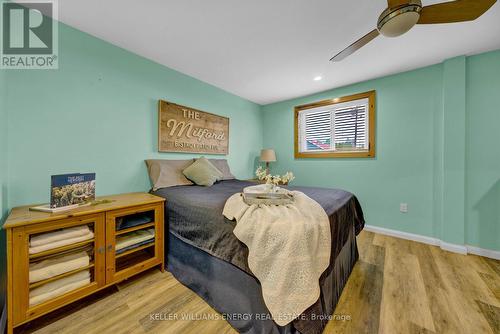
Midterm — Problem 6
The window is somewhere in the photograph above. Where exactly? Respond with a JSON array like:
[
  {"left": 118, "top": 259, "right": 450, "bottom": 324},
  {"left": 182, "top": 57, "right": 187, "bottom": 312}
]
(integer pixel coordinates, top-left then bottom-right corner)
[{"left": 294, "top": 91, "right": 375, "bottom": 158}]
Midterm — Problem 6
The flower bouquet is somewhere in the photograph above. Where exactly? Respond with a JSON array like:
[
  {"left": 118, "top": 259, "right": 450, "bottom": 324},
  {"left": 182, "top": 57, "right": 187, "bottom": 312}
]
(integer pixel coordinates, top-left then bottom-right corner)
[{"left": 255, "top": 166, "right": 295, "bottom": 192}]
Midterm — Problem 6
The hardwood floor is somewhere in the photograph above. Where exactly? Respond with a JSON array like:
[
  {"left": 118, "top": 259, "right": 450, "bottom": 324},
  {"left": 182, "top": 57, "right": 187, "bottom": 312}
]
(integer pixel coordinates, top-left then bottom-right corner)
[{"left": 18, "top": 231, "right": 500, "bottom": 334}]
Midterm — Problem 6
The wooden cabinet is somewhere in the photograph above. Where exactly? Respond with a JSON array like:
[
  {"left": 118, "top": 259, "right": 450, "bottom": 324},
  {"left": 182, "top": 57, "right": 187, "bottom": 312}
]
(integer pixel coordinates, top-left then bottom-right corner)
[{"left": 3, "top": 193, "right": 165, "bottom": 334}]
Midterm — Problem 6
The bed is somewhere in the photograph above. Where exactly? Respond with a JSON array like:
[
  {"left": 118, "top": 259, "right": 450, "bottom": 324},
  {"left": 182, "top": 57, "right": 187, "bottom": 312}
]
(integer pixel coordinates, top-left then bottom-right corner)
[{"left": 152, "top": 179, "right": 365, "bottom": 334}]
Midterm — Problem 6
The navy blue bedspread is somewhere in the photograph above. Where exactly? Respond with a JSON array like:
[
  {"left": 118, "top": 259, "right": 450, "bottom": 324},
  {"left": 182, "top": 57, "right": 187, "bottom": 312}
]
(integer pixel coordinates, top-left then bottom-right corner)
[
  {"left": 154, "top": 179, "right": 364, "bottom": 274},
  {"left": 153, "top": 179, "right": 365, "bottom": 334}
]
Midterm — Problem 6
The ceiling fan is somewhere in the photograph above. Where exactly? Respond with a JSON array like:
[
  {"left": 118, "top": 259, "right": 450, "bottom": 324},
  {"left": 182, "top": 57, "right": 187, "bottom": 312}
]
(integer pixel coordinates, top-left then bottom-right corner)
[{"left": 330, "top": 0, "right": 497, "bottom": 61}]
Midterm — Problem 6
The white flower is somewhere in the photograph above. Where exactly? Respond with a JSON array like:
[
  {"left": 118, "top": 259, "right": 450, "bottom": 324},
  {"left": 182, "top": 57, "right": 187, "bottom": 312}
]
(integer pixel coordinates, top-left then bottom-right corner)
[
  {"left": 281, "top": 172, "right": 295, "bottom": 183},
  {"left": 271, "top": 175, "right": 281, "bottom": 185},
  {"left": 255, "top": 167, "right": 295, "bottom": 185},
  {"left": 255, "top": 166, "right": 267, "bottom": 180}
]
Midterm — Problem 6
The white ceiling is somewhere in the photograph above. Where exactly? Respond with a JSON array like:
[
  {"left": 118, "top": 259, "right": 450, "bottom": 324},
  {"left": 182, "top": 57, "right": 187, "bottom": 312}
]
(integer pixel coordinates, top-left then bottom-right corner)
[{"left": 48, "top": 1, "right": 500, "bottom": 104}]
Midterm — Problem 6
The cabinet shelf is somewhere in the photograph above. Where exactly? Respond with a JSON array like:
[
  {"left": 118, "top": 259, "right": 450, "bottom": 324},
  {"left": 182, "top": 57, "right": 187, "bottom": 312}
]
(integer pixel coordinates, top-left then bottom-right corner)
[
  {"left": 115, "top": 242, "right": 155, "bottom": 259},
  {"left": 115, "top": 249, "right": 156, "bottom": 273},
  {"left": 115, "top": 222, "right": 155, "bottom": 236}
]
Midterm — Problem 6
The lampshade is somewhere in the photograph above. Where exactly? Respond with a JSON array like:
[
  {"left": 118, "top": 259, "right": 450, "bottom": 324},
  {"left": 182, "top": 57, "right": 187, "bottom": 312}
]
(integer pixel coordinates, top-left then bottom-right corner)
[{"left": 260, "top": 149, "right": 276, "bottom": 162}]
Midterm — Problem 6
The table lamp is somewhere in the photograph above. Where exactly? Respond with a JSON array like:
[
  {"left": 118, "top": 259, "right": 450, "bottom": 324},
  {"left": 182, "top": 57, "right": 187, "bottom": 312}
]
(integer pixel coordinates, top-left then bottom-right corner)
[{"left": 260, "top": 149, "right": 276, "bottom": 175}]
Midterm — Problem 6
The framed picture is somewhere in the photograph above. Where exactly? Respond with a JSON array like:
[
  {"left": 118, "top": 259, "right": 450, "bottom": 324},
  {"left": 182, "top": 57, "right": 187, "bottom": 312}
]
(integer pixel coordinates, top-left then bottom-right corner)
[{"left": 158, "top": 100, "right": 229, "bottom": 155}]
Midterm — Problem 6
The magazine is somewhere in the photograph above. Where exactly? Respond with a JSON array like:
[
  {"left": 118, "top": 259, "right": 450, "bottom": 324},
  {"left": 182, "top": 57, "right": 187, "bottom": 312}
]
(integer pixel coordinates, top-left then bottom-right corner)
[{"left": 50, "top": 173, "right": 96, "bottom": 208}]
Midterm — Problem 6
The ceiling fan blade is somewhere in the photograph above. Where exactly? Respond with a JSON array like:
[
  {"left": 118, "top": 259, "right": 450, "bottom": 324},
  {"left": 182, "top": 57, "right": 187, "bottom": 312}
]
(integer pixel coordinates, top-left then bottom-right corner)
[
  {"left": 330, "top": 29, "right": 380, "bottom": 62},
  {"left": 418, "top": 0, "right": 497, "bottom": 24}
]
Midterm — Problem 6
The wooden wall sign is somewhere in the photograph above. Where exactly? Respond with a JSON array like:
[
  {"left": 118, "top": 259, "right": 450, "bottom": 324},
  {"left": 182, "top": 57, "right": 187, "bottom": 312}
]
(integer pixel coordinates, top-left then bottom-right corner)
[{"left": 158, "top": 100, "right": 229, "bottom": 155}]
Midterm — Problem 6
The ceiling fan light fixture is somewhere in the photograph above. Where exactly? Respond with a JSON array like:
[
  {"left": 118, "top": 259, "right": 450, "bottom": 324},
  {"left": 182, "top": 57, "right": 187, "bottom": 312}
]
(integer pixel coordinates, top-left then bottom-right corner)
[
  {"left": 330, "top": 0, "right": 496, "bottom": 62},
  {"left": 377, "top": 2, "right": 422, "bottom": 37}
]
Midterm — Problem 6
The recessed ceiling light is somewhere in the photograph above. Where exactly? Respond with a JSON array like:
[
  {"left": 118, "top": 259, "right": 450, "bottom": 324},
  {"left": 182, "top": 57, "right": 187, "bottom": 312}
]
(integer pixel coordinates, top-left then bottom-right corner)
[{"left": 313, "top": 76, "right": 322, "bottom": 81}]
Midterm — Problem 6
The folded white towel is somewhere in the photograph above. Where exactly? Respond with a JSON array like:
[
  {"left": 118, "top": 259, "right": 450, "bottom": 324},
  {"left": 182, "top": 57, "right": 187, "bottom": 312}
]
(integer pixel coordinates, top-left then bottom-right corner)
[
  {"left": 29, "top": 270, "right": 90, "bottom": 306},
  {"left": 30, "top": 225, "right": 91, "bottom": 247},
  {"left": 116, "top": 228, "right": 155, "bottom": 251},
  {"left": 29, "top": 231, "right": 94, "bottom": 255},
  {"left": 29, "top": 251, "right": 90, "bottom": 283}
]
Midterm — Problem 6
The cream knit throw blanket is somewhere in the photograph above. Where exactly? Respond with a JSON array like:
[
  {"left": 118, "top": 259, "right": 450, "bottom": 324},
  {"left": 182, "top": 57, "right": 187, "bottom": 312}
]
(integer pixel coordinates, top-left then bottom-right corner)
[{"left": 223, "top": 190, "right": 331, "bottom": 326}]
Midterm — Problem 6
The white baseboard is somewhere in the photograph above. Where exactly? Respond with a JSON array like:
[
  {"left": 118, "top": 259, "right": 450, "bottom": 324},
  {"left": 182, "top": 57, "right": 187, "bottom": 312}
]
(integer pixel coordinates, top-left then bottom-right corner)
[
  {"left": 466, "top": 245, "right": 500, "bottom": 260},
  {"left": 364, "top": 225, "right": 498, "bottom": 259},
  {"left": 440, "top": 241, "right": 467, "bottom": 255},
  {"left": 364, "top": 225, "right": 440, "bottom": 246}
]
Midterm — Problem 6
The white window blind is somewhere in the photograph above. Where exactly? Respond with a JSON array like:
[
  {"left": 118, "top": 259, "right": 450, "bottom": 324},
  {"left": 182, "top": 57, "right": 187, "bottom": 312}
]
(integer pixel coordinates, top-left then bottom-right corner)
[
  {"left": 304, "top": 111, "right": 332, "bottom": 151},
  {"left": 299, "top": 98, "right": 369, "bottom": 153}
]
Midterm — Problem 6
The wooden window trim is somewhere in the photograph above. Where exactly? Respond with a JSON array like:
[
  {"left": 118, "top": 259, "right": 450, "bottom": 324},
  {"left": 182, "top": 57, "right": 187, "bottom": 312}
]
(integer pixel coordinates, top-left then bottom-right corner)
[{"left": 294, "top": 90, "right": 376, "bottom": 159}]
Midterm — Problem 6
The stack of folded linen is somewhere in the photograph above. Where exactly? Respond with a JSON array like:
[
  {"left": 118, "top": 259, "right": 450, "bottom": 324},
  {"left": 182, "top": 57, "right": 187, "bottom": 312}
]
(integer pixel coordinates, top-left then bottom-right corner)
[
  {"left": 29, "top": 270, "right": 91, "bottom": 306},
  {"left": 29, "top": 251, "right": 90, "bottom": 283},
  {"left": 116, "top": 228, "right": 155, "bottom": 254},
  {"left": 29, "top": 225, "right": 94, "bottom": 254}
]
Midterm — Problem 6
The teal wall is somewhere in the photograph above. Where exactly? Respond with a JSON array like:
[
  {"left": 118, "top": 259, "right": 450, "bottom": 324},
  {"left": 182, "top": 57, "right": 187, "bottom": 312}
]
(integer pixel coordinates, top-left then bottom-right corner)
[
  {"left": 441, "top": 56, "right": 466, "bottom": 245},
  {"left": 262, "top": 65, "right": 442, "bottom": 239},
  {"left": 4, "top": 22, "right": 263, "bottom": 208},
  {"left": 1, "top": 17, "right": 499, "bottom": 275},
  {"left": 262, "top": 50, "right": 500, "bottom": 251},
  {"left": 465, "top": 51, "right": 500, "bottom": 251}
]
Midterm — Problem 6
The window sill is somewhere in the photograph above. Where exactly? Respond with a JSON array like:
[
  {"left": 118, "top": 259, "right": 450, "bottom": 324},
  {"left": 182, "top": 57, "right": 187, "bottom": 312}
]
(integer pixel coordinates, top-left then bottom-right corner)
[{"left": 294, "top": 150, "right": 375, "bottom": 159}]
